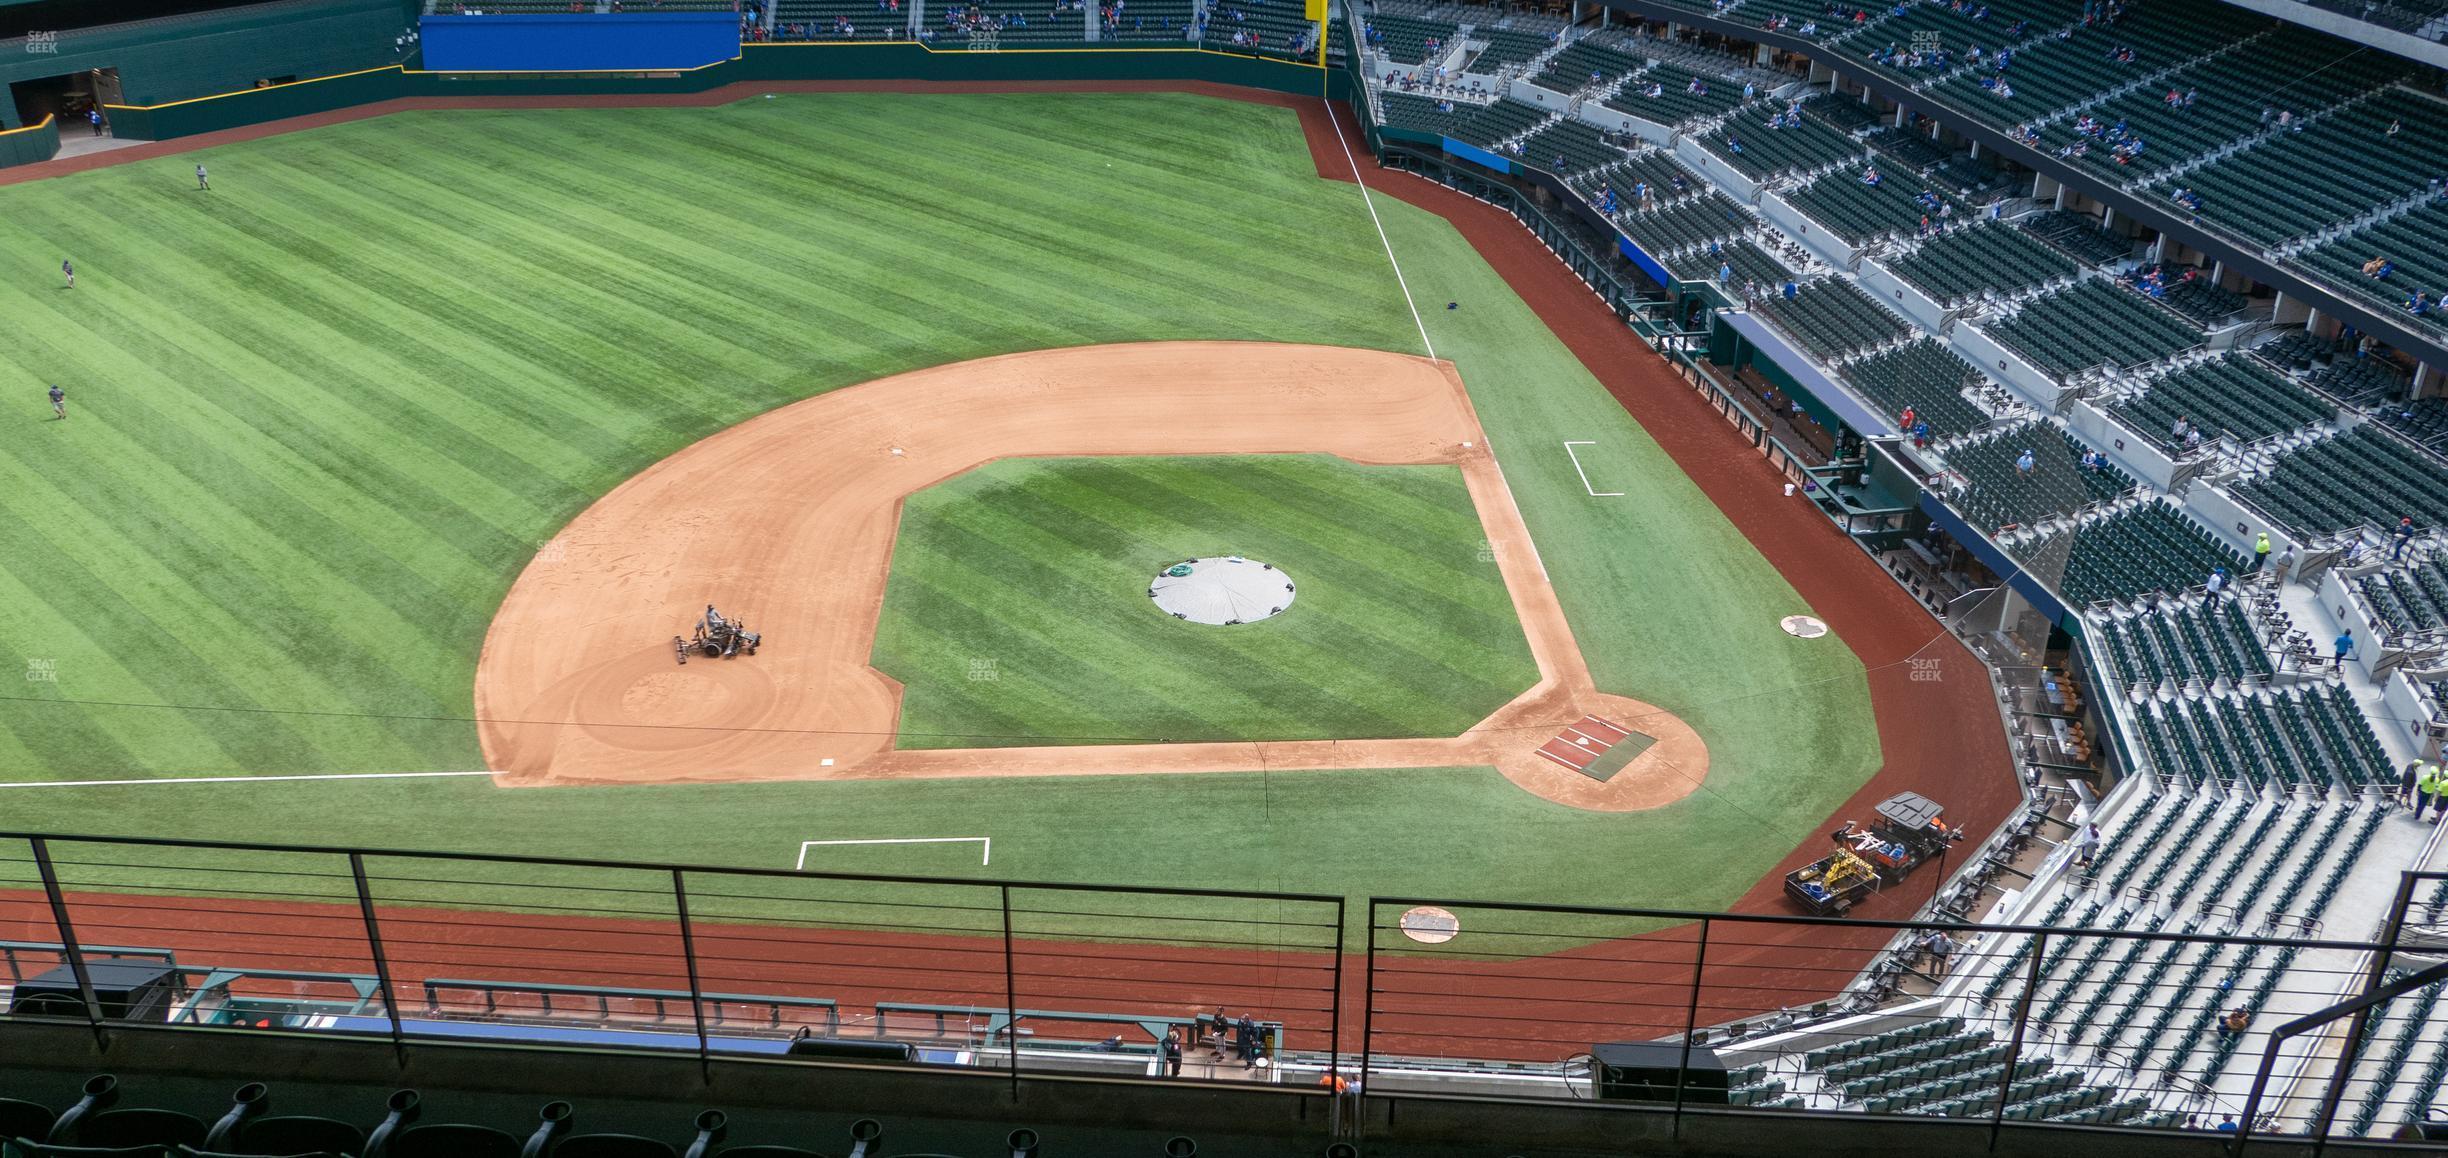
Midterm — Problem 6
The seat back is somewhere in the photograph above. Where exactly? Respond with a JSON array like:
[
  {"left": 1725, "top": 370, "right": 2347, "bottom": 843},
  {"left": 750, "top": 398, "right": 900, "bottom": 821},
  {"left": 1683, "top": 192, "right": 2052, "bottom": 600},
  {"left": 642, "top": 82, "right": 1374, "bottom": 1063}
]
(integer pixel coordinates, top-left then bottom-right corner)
[
  {"left": 9, "top": 1142, "right": 179, "bottom": 1158},
  {"left": 80, "top": 1110, "right": 207, "bottom": 1150},
  {"left": 710, "top": 1148, "right": 830, "bottom": 1158},
  {"left": 0, "top": 1099, "right": 58, "bottom": 1142},
  {"left": 554, "top": 1136, "right": 676, "bottom": 1158},
  {"left": 237, "top": 1116, "right": 366, "bottom": 1158},
  {"left": 384, "top": 1124, "right": 520, "bottom": 1158}
]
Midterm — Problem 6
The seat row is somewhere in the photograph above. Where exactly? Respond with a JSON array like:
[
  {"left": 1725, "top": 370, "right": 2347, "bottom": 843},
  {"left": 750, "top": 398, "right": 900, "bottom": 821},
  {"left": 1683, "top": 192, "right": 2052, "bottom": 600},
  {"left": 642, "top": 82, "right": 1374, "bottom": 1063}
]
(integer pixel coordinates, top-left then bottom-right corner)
[
  {"left": 2171, "top": 86, "right": 2448, "bottom": 249},
  {"left": 1982, "top": 279, "right": 2203, "bottom": 377},
  {"left": 1752, "top": 275, "right": 1913, "bottom": 362},
  {"left": 1883, "top": 222, "right": 2079, "bottom": 307},
  {"left": 2035, "top": 501, "right": 2245, "bottom": 606},
  {"left": 2110, "top": 354, "right": 2332, "bottom": 450},
  {"left": 2351, "top": 555, "right": 2448, "bottom": 636},
  {"left": 1839, "top": 340, "right": 1993, "bottom": 438},
  {"left": 2095, "top": 597, "right": 2272, "bottom": 690},
  {"left": 1944, "top": 422, "right": 2133, "bottom": 530},
  {"left": 1784, "top": 162, "right": 1959, "bottom": 246},
  {"left": 2020, "top": 210, "right": 2131, "bottom": 266},
  {"left": 2232, "top": 426, "right": 2448, "bottom": 536},
  {"left": 0, "top": 1077, "right": 856, "bottom": 1158}
]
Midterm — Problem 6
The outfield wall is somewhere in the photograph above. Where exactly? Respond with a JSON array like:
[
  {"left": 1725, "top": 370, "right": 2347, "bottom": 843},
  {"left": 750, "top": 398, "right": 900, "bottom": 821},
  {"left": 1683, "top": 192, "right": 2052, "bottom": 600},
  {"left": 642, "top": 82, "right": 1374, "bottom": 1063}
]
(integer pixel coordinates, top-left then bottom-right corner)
[
  {"left": 0, "top": 0, "right": 406, "bottom": 130},
  {"left": 88, "top": 45, "right": 1345, "bottom": 144},
  {"left": 0, "top": 114, "right": 58, "bottom": 168}
]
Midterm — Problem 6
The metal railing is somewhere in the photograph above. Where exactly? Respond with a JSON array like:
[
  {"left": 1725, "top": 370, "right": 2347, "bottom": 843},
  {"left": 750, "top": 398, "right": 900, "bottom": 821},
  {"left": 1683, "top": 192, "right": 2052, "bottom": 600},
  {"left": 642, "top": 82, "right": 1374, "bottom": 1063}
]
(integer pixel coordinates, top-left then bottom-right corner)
[{"left": 0, "top": 832, "right": 2438, "bottom": 1138}]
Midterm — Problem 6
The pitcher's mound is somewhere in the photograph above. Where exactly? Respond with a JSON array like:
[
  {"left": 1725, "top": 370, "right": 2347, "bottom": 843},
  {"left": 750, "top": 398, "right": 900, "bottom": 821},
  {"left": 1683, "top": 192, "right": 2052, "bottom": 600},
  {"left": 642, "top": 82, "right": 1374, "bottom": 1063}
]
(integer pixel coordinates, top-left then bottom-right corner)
[{"left": 1148, "top": 557, "right": 1296, "bottom": 625}]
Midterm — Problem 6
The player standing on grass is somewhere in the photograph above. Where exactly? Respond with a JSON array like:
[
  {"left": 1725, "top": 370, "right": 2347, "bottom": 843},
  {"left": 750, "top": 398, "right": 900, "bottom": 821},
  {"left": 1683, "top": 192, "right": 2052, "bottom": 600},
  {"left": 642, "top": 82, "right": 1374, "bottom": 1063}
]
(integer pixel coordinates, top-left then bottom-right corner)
[
  {"left": 196, "top": 163, "right": 209, "bottom": 191},
  {"left": 60, "top": 258, "right": 73, "bottom": 289},
  {"left": 48, "top": 385, "right": 66, "bottom": 420}
]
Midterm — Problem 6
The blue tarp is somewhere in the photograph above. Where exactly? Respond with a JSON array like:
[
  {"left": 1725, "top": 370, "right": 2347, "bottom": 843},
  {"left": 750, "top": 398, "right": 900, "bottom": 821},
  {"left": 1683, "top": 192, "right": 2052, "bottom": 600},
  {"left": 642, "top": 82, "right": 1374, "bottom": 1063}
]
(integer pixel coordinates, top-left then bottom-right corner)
[
  {"left": 1718, "top": 310, "right": 1893, "bottom": 437},
  {"left": 1440, "top": 137, "right": 1511, "bottom": 175},
  {"left": 421, "top": 12, "right": 741, "bottom": 72}
]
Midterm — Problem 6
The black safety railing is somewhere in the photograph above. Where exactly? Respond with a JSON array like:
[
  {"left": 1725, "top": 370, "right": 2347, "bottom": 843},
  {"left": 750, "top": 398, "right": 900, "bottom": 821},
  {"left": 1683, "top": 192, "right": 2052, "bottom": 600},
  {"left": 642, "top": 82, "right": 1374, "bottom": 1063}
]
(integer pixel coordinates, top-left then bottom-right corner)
[{"left": 1, "top": 831, "right": 2441, "bottom": 1141}]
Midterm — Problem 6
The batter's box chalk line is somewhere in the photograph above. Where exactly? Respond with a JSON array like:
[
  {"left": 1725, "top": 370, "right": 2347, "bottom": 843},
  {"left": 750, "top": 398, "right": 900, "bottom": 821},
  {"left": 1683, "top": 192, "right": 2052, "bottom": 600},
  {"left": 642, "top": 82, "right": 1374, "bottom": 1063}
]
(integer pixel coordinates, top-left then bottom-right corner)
[
  {"left": 1562, "top": 441, "right": 1623, "bottom": 497},
  {"left": 796, "top": 836, "right": 992, "bottom": 869}
]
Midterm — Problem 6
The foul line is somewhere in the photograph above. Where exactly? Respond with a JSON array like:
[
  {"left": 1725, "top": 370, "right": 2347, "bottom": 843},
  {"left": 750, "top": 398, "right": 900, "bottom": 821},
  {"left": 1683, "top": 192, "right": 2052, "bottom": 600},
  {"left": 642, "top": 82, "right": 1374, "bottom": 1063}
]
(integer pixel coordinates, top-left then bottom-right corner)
[
  {"left": 1324, "top": 100, "right": 1435, "bottom": 361},
  {"left": 797, "top": 837, "right": 992, "bottom": 869},
  {"left": 0, "top": 770, "right": 497, "bottom": 790},
  {"left": 1561, "top": 441, "right": 1623, "bottom": 497}
]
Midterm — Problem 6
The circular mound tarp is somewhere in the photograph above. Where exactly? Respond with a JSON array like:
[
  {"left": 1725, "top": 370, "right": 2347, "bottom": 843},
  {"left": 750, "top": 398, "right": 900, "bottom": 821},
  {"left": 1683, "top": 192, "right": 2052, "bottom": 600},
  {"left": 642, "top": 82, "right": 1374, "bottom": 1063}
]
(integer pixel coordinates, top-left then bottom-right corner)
[{"left": 1149, "top": 557, "right": 1296, "bottom": 626}]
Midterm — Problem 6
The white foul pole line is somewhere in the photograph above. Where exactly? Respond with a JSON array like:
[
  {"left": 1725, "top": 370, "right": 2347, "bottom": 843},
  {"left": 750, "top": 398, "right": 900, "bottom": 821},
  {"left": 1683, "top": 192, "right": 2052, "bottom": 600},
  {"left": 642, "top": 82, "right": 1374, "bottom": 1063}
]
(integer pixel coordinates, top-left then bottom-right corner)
[{"left": 1324, "top": 100, "right": 1436, "bottom": 361}]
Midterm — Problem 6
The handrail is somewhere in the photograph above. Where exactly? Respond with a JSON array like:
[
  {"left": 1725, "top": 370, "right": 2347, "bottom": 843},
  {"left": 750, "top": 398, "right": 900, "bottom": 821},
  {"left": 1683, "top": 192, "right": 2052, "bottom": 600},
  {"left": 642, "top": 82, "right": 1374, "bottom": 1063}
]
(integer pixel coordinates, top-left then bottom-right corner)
[{"left": 0, "top": 829, "right": 1342, "bottom": 904}]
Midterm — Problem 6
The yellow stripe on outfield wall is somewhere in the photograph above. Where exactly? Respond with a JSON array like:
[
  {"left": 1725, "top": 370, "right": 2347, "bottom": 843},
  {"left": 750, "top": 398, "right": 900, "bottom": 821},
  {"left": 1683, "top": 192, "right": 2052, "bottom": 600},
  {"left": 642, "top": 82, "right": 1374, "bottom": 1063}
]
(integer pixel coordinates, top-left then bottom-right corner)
[{"left": 0, "top": 114, "right": 54, "bottom": 137}]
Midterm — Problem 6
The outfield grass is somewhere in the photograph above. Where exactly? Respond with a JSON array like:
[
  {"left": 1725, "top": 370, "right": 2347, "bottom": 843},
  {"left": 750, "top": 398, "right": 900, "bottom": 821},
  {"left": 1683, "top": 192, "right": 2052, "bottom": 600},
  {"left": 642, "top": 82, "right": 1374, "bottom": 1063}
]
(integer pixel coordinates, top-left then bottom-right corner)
[
  {"left": 0, "top": 92, "right": 1883, "bottom": 914},
  {"left": 874, "top": 455, "right": 1535, "bottom": 746}
]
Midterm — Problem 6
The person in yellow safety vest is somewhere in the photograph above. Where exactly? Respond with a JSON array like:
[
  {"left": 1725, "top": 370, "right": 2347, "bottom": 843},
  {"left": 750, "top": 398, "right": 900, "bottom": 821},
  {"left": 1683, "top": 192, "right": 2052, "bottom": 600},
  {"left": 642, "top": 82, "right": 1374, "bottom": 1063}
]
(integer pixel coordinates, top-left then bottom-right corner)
[
  {"left": 2253, "top": 532, "right": 2272, "bottom": 573},
  {"left": 2421, "top": 765, "right": 2448, "bottom": 824}
]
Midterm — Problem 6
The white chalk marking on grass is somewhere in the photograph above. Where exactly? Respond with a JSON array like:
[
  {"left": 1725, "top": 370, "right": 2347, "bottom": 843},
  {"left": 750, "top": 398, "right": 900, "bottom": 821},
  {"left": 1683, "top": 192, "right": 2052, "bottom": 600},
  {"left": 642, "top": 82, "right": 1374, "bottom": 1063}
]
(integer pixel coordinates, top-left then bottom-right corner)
[
  {"left": 797, "top": 837, "right": 992, "bottom": 870},
  {"left": 1324, "top": 101, "right": 1434, "bottom": 361},
  {"left": 0, "top": 770, "right": 497, "bottom": 790},
  {"left": 1562, "top": 441, "right": 1623, "bottom": 497}
]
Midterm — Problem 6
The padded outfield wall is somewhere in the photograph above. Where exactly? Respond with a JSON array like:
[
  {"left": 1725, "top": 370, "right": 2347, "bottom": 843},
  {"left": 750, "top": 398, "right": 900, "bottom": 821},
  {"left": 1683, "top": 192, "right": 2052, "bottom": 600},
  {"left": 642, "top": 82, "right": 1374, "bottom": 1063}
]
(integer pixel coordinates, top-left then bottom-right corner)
[
  {"left": 0, "top": 0, "right": 410, "bottom": 130},
  {"left": 0, "top": 113, "right": 56, "bottom": 167},
  {"left": 91, "top": 43, "right": 1348, "bottom": 143}
]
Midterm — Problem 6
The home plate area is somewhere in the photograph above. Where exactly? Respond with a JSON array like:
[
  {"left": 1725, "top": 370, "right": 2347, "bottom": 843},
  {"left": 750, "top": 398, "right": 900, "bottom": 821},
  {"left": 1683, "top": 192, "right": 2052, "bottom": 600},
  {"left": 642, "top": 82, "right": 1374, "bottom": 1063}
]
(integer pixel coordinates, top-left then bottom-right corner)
[{"left": 1534, "top": 716, "right": 1658, "bottom": 783}]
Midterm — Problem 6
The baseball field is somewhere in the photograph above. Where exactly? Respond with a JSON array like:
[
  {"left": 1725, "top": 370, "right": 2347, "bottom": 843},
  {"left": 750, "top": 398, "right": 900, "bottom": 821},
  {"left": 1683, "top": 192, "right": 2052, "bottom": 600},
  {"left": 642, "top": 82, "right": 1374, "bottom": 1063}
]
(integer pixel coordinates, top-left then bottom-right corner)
[{"left": 0, "top": 90, "right": 1887, "bottom": 914}]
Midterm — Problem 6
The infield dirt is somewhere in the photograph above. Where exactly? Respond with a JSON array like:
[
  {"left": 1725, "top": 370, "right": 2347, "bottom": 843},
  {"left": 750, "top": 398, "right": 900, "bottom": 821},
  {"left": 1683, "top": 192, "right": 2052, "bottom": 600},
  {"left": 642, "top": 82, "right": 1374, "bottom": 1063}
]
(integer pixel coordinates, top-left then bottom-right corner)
[{"left": 476, "top": 341, "right": 1707, "bottom": 809}]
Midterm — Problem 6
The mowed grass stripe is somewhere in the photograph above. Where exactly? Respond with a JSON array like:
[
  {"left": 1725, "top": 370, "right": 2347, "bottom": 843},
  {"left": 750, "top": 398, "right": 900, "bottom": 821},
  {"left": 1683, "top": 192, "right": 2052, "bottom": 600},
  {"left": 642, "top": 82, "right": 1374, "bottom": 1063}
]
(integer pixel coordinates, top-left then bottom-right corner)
[
  {"left": 0, "top": 93, "right": 1417, "bottom": 780},
  {"left": 877, "top": 456, "right": 1536, "bottom": 745},
  {"left": 0, "top": 393, "right": 473, "bottom": 717}
]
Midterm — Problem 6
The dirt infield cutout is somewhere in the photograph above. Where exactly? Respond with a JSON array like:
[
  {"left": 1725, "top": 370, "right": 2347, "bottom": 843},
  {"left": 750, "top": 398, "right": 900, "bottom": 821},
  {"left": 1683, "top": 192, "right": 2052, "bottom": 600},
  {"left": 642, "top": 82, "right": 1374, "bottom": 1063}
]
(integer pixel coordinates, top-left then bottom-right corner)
[{"left": 475, "top": 342, "right": 1705, "bottom": 810}]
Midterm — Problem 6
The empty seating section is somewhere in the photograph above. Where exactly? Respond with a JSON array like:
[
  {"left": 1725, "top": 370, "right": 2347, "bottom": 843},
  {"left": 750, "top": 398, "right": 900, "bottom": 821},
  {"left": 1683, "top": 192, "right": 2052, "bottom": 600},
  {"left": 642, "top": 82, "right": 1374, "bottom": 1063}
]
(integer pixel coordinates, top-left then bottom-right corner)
[
  {"left": 2052, "top": 35, "right": 2390, "bottom": 185},
  {"left": 1982, "top": 279, "right": 2203, "bottom": 376},
  {"left": 775, "top": 0, "right": 910, "bottom": 36},
  {"left": 2376, "top": 398, "right": 2448, "bottom": 454},
  {"left": 1839, "top": 341, "right": 1992, "bottom": 438},
  {"left": 1603, "top": 65, "right": 1750, "bottom": 126},
  {"left": 1785, "top": 165, "right": 1958, "bottom": 245},
  {"left": 1618, "top": 192, "right": 1756, "bottom": 258},
  {"left": 1529, "top": 38, "right": 1643, "bottom": 91},
  {"left": 2020, "top": 210, "right": 2129, "bottom": 265},
  {"left": 1844, "top": 0, "right": 2082, "bottom": 86},
  {"left": 2306, "top": 358, "right": 2407, "bottom": 408},
  {"left": 1522, "top": 117, "right": 1628, "bottom": 176},
  {"left": 1376, "top": 92, "right": 1467, "bottom": 135},
  {"left": 2110, "top": 356, "right": 2332, "bottom": 449},
  {"left": 1364, "top": 13, "right": 1458, "bottom": 61},
  {"left": 2034, "top": 502, "right": 2244, "bottom": 605},
  {"left": 1108, "top": 0, "right": 1196, "bottom": 40},
  {"left": 2174, "top": 88, "right": 2448, "bottom": 247},
  {"left": 1863, "top": 126, "right": 1948, "bottom": 171},
  {"left": 2139, "top": 688, "right": 2391, "bottom": 790},
  {"left": 2302, "top": 202, "right": 2448, "bottom": 337},
  {"left": 2352, "top": 556, "right": 2448, "bottom": 636},
  {"left": 1883, "top": 223, "right": 2078, "bottom": 306},
  {"left": 1465, "top": 26, "right": 1552, "bottom": 71},
  {"left": 1444, "top": 99, "right": 1547, "bottom": 148},
  {"left": 2120, "top": 264, "right": 2246, "bottom": 327},
  {"left": 1944, "top": 423, "right": 2132, "bottom": 528},
  {"left": 1668, "top": 237, "right": 1793, "bottom": 284},
  {"left": 1609, "top": 149, "right": 1713, "bottom": 205},
  {"left": 2097, "top": 600, "right": 2272, "bottom": 689},
  {"left": 2232, "top": 427, "right": 2448, "bottom": 535},
  {"left": 1753, "top": 276, "right": 1913, "bottom": 361},
  {"left": 1702, "top": 105, "right": 1863, "bottom": 182},
  {"left": 1810, "top": 96, "right": 1884, "bottom": 133},
  {"left": 1929, "top": 1, "right": 2264, "bottom": 124},
  {"left": 1210, "top": 0, "right": 1320, "bottom": 54}
]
